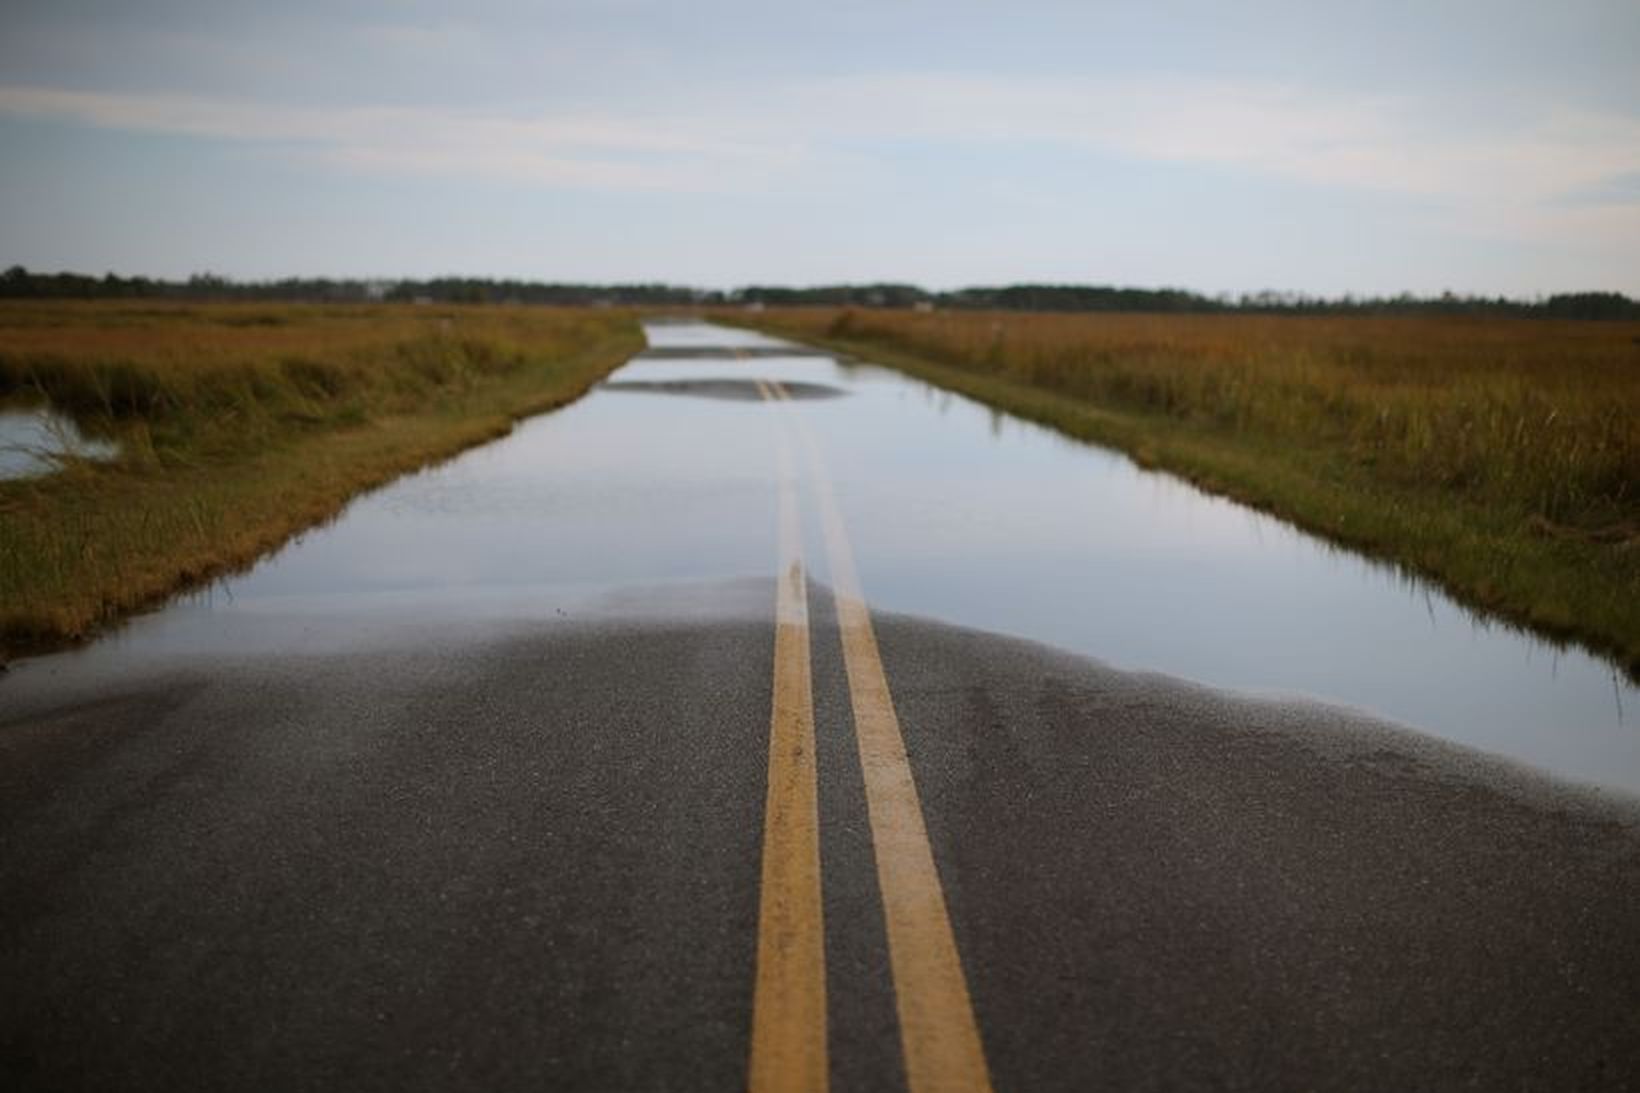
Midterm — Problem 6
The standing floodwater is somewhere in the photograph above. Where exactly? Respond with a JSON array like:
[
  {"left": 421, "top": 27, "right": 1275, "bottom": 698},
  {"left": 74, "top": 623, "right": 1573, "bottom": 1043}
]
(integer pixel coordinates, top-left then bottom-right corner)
[
  {"left": 0, "top": 405, "right": 117, "bottom": 479},
  {"left": 32, "top": 321, "right": 1640, "bottom": 796}
]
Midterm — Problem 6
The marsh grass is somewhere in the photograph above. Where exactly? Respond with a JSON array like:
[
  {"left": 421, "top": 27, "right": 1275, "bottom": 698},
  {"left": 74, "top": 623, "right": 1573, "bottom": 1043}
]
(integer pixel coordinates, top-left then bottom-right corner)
[
  {"left": 0, "top": 301, "right": 641, "bottom": 656},
  {"left": 733, "top": 307, "right": 1640, "bottom": 676}
]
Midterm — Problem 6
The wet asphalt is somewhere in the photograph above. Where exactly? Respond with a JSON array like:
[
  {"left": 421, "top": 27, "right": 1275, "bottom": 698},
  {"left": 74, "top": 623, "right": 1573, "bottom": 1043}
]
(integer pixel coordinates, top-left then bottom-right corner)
[{"left": 2, "top": 582, "right": 1637, "bottom": 1092}]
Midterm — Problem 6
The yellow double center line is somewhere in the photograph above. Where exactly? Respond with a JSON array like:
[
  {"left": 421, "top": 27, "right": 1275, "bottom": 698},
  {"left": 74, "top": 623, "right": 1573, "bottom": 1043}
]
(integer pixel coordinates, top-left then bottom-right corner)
[
  {"left": 749, "top": 430, "right": 828, "bottom": 1090},
  {"left": 750, "top": 379, "right": 993, "bottom": 1093}
]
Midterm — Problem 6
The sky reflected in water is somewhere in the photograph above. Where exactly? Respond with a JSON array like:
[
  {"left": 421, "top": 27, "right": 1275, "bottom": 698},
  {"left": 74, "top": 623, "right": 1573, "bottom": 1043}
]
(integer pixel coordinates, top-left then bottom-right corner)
[
  {"left": 0, "top": 406, "right": 117, "bottom": 479},
  {"left": 42, "top": 321, "right": 1639, "bottom": 797}
]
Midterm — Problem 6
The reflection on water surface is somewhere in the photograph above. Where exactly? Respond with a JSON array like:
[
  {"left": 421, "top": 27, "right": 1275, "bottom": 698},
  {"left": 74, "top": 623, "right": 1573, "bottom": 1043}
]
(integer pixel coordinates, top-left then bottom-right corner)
[
  {"left": 35, "top": 322, "right": 1640, "bottom": 797},
  {"left": 0, "top": 406, "right": 118, "bottom": 479}
]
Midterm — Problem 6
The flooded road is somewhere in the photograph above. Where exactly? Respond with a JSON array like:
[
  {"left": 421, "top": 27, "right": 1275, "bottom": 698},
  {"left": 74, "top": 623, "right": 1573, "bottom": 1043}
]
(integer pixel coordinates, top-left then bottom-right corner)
[
  {"left": 59, "top": 319, "right": 1638, "bottom": 797},
  {"left": 7, "top": 319, "right": 1639, "bottom": 1092}
]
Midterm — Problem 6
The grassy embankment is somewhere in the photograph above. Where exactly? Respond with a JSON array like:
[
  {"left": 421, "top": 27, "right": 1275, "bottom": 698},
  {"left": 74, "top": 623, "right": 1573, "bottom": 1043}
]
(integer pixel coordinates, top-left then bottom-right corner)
[
  {"left": 0, "top": 301, "right": 642, "bottom": 658},
  {"left": 731, "top": 308, "right": 1640, "bottom": 678}
]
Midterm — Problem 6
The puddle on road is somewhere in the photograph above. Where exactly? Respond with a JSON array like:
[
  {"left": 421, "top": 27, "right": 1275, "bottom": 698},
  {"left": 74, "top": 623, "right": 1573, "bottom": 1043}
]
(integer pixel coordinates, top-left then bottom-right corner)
[
  {"left": 634, "top": 320, "right": 793, "bottom": 353},
  {"left": 601, "top": 378, "right": 844, "bottom": 401},
  {"left": 20, "top": 321, "right": 1639, "bottom": 797},
  {"left": 633, "top": 346, "right": 835, "bottom": 360},
  {"left": 0, "top": 405, "right": 118, "bottom": 479}
]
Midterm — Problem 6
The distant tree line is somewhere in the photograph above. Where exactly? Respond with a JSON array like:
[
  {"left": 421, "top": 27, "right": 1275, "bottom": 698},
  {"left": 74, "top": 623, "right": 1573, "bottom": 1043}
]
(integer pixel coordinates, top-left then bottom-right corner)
[{"left": 3, "top": 266, "right": 1636, "bottom": 320}]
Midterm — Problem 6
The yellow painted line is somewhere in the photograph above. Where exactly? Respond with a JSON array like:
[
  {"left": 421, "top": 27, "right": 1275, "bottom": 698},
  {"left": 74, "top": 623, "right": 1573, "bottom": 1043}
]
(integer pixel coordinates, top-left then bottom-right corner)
[
  {"left": 749, "top": 384, "right": 829, "bottom": 1092},
  {"left": 770, "top": 381, "right": 994, "bottom": 1093}
]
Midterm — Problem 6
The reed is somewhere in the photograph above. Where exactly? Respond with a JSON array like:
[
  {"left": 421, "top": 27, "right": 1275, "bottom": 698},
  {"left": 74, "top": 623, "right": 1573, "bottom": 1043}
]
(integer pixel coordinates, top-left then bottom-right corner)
[
  {"left": 734, "top": 307, "right": 1640, "bottom": 676},
  {"left": 0, "top": 301, "right": 641, "bottom": 657}
]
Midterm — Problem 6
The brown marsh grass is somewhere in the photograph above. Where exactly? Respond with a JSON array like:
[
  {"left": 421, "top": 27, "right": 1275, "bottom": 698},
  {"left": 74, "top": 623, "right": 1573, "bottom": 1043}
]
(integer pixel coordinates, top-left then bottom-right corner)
[
  {"left": 0, "top": 301, "right": 641, "bottom": 656},
  {"left": 736, "top": 307, "right": 1640, "bottom": 676}
]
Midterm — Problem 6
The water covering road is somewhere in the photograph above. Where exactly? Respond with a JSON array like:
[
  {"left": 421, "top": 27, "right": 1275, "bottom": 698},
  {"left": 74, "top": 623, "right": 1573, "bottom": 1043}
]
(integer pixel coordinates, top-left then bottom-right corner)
[
  {"left": 3, "top": 321, "right": 1638, "bottom": 1092},
  {"left": 45, "top": 319, "right": 1640, "bottom": 796}
]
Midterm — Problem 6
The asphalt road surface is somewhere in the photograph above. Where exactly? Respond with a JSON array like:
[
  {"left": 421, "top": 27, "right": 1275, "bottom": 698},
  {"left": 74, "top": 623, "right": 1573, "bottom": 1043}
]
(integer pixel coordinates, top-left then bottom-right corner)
[{"left": 2, "top": 327, "right": 1637, "bottom": 1091}]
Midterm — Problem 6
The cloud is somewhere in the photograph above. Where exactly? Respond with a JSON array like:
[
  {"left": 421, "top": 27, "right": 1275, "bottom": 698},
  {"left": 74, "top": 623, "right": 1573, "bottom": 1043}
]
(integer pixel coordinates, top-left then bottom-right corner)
[
  {"left": 0, "top": 85, "right": 805, "bottom": 192},
  {"left": 789, "top": 73, "right": 1640, "bottom": 252},
  {"left": 791, "top": 73, "right": 1640, "bottom": 210},
  {"left": 1552, "top": 171, "right": 1640, "bottom": 207},
  {"left": 3, "top": 75, "right": 1637, "bottom": 235}
]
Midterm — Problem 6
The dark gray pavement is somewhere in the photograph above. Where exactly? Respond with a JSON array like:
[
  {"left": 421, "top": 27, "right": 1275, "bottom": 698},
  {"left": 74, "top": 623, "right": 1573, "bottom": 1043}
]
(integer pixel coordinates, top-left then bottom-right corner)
[{"left": 3, "top": 583, "right": 1636, "bottom": 1091}]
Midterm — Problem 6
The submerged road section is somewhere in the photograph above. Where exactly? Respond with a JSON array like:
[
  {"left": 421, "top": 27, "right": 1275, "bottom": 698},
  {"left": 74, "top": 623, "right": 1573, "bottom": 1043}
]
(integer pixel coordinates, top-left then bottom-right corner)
[{"left": 2, "top": 321, "right": 1638, "bottom": 1091}]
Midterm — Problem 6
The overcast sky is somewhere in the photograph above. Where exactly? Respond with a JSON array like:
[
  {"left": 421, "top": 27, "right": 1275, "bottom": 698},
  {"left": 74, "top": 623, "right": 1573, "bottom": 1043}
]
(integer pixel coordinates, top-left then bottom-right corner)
[{"left": 2, "top": 1, "right": 1637, "bottom": 295}]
